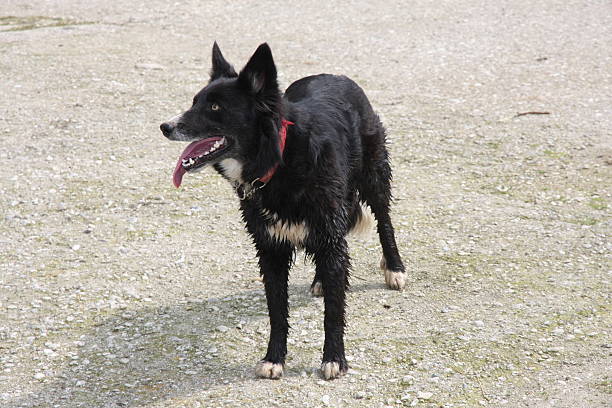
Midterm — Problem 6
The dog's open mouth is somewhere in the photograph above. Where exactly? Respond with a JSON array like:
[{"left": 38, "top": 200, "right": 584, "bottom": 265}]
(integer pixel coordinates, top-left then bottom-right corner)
[{"left": 173, "top": 136, "right": 230, "bottom": 187}]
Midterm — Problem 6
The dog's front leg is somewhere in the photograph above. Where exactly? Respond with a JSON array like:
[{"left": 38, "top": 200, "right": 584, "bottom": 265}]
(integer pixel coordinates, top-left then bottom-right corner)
[
  {"left": 314, "top": 238, "right": 350, "bottom": 380},
  {"left": 254, "top": 244, "right": 293, "bottom": 379}
]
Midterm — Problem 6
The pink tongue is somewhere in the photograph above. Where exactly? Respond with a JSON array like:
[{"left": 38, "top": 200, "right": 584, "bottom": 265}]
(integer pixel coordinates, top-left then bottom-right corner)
[{"left": 172, "top": 137, "right": 223, "bottom": 188}]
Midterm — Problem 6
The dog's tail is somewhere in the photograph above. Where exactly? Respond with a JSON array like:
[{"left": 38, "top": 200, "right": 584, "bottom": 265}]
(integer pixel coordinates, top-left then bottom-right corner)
[{"left": 349, "top": 202, "right": 375, "bottom": 237}]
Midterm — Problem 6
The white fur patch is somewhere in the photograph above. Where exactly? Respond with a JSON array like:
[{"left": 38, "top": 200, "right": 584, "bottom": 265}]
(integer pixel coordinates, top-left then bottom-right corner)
[
  {"left": 219, "top": 158, "right": 243, "bottom": 183},
  {"left": 165, "top": 113, "right": 183, "bottom": 126},
  {"left": 261, "top": 210, "right": 309, "bottom": 246},
  {"left": 310, "top": 281, "right": 323, "bottom": 297},
  {"left": 380, "top": 256, "right": 406, "bottom": 290},
  {"left": 350, "top": 203, "right": 375, "bottom": 237},
  {"left": 255, "top": 361, "right": 283, "bottom": 379},
  {"left": 321, "top": 361, "right": 344, "bottom": 380}
]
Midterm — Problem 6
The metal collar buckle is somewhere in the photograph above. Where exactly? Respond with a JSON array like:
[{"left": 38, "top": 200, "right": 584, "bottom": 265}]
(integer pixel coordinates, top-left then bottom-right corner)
[{"left": 237, "top": 178, "right": 267, "bottom": 200}]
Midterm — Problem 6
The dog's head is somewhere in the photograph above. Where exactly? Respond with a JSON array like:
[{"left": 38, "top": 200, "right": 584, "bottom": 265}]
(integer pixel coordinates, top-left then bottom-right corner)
[{"left": 161, "top": 42, "right": 283, "bottom": 188}]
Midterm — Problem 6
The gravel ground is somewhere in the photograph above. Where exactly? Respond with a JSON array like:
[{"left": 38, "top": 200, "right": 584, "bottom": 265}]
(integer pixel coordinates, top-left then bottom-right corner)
[{"left": 1, "top": 1, "right": 611, "bottom": 407}]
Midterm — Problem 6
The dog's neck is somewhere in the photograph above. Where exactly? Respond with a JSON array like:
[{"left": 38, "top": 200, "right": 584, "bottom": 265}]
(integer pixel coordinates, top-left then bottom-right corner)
[
  {"left": 259, "top": 118, "right": 293, "bottom": 183},
  {"left": 234, "top": 118, "right": 294, "bottom": 200}
]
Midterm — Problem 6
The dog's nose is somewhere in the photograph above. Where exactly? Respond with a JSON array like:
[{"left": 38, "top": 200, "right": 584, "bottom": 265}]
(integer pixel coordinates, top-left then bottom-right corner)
[{"left": 160, "top": 122, "right": 174, "bottom": 138}]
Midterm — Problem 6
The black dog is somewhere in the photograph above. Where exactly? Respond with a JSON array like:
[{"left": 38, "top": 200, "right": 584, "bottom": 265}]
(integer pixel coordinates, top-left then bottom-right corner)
[{"left": 160, "top": 43, "right": 405, "bottom": 380}]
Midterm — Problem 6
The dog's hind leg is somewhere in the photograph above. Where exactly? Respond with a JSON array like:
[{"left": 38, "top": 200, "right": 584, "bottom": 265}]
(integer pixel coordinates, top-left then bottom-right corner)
[
  {"left": 255, "top": 243, "right": 294, "bottom": 379},
  {"left": 359, "top": 123, "right": 406, "bottom": 290}
]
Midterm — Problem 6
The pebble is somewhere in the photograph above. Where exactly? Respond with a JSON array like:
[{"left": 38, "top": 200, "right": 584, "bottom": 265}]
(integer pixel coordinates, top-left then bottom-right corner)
[
  {"left": 134, "top": 63, "right": 165, "bottom": 70},
  {"left": 33, "top": 373, "right": 45, "bottom": 380},
  {"left": 321, "top": 395, "right": 330, "bottom": 405},
  {"left": 417, "top": 391, "right": 433, "bottom": 400},
  {"left": 355, "top": 391, "right": 366, "bottom": 399},
  {"left": 216, "top": 325, "right": 229, "bottom": 333}
]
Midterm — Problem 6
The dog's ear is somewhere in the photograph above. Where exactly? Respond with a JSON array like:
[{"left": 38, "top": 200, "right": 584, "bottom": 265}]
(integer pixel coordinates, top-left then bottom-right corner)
[
  {"left": 238, "top": 44, "right": 284, "bottom": 181},
  {"left": 210, "top": 41, "right": 237, "bottom": 80},
  {"left": 238, "top": 43, "right": 278, "bottom": 95}
]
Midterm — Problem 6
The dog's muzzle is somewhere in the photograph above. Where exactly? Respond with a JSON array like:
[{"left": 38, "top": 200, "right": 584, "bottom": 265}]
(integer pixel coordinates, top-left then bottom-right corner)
[
  {"left": 160, "top": 114, "right": 189, "bottom": 141},
  {"left": 160, "top": 122, "right": 174, "bottom": 138}
]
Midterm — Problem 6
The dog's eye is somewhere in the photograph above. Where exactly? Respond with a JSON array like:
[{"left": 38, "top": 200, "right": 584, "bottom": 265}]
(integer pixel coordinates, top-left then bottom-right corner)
[{"left": 211, "top": 103, "right": 220, "bottom": 111}]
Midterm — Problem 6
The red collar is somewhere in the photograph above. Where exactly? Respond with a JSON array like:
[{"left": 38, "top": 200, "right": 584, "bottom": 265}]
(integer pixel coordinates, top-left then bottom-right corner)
[{"left": 259, "top": 119, "right": 294, "bottom": 183}]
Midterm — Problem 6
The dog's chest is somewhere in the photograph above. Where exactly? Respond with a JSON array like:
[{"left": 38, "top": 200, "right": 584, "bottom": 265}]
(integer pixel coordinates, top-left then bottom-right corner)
[{"left": 259, "top": 208, "right": 308, "bottom": 247}]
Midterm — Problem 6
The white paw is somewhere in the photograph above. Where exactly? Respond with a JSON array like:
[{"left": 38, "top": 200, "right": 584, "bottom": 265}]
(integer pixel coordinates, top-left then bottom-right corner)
[
  {"left": 310, "top": 281, "right": 323, "bottom": 297},
  {"left": 255, "top": 361, "right": 283, "bottom": 379},
  {"left": 384, "top": 269, "right": 406, "bottom": 290},
  {"left": 321, "top": 361, "right": 344, "bottom": 380}
]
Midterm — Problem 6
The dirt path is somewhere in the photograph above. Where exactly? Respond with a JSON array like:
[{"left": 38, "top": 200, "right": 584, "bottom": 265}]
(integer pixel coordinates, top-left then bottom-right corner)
[{"left": 1, "top": 1, "right": 610, "bottom": 407}]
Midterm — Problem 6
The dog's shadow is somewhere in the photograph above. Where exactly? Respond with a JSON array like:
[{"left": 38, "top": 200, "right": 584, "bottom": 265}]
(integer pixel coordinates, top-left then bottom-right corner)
[{"left": 9, "top": 285, "right": 326, "bottom": 408}]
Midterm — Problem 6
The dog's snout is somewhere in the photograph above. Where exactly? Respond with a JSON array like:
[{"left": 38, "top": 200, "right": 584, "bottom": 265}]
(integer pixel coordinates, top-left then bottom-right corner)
[{"left": 160, "top": 122, "right": 174, "bottom": 138}]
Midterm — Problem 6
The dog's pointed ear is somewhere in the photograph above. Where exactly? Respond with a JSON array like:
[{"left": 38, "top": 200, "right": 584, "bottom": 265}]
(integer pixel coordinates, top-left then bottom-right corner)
[
  {"left": 238, "top": 43, "right": 278, "bottom": 94},
  {"left": 210, "top": 41, "right": 237, "bottom": 80}
]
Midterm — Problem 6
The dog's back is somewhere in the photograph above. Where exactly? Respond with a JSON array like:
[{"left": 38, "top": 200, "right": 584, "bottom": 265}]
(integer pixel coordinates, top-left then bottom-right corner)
[{"left": 283, "top": 74, "right": 390, "bottom": 231}]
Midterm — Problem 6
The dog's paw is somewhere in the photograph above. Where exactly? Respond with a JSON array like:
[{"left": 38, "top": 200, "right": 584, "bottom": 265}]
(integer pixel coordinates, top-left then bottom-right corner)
[
  {"left": 380, "top": 256, "right": 406, "bottom": 290},
  {"left": 321, "top": 361, "right": 347, "bottom": 380},
  {"left": 255, "top": 360, "right": 284, "bottom": 379},
  {"left": 310, "top": 281, "right": 323, "bottom": 297},
  {"left": 384, "top": 269, "right": 406, "bottom": 290}
]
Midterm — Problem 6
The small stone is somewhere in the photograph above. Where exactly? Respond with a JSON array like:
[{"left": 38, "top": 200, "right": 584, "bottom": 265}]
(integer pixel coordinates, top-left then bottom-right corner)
[
  {"left": 417, "top": 391, "right": 433, "bottom": 400},
  {"left": 474, "top": 320, "right": 485, "bottom": 327},
  {"left": 321, "top": 395, "right": 330, "bottom": 405},
  {"left": 34, "top": 373, "right": 45, "bottom": 380},
  {"left": 402, "top": 375, "right": 415, "bottom": 384},
  {"left": 135, "top": 63, "right": 165, "bottom": 70},
  {"left": 216, "top": 325, "right": 229, "bottom": 333},
  {"left": 355, "top": 391, "right": 366, "bottom": 399}
]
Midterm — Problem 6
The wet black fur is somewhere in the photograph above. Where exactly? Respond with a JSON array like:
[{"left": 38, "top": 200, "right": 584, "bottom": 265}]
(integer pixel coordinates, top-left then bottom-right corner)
[{"left": 161, "top": 43, "right": 405, "bottom": 377}]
